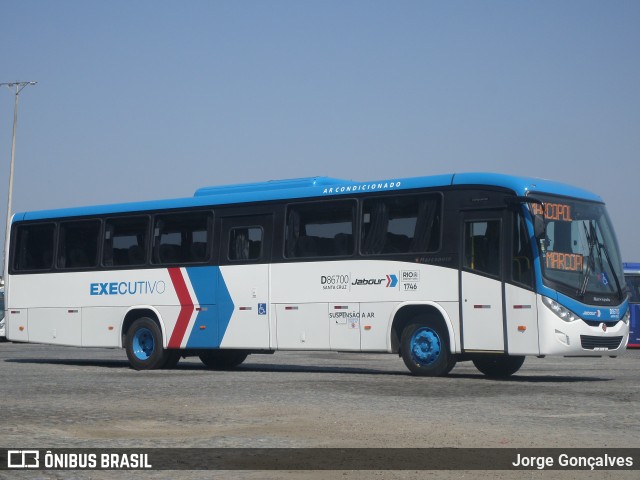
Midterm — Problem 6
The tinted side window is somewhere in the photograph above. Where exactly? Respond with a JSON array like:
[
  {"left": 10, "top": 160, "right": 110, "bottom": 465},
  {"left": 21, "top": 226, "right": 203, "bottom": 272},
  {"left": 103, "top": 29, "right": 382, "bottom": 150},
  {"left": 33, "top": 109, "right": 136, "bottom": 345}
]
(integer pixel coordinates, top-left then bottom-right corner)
[
  {"left": 464, "top": 220, "right": 501, "bottom": 277},
  {"left": 152, "top": 211, "right": 212, "bottom": 264},
  {"left": 285, "top": 201, "right": 355, "bottom": 258},
  {"left": 228, "top": 226, "right": 263, "bottom": 261},
  {"left": 103, "top": 217, "right": 149, "bottom": 267},
  {"left": 361, "top": 194, "right": 441, "bottom": 255},
  {"left": 58, "top": 220, "right": 101, "bottom": 269},
  {"left": 13, "top": 223, "right": 56, "bottom": 271},
  {"left": 511, "top": 210, "right": 534, "bottom": 287}
]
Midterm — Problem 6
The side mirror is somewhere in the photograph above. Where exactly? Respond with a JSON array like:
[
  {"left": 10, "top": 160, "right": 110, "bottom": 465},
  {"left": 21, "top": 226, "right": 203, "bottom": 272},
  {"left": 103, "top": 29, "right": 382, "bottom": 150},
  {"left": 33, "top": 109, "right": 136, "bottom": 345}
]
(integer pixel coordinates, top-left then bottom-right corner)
[{"left": 507, "top": 195, "right": 546, "bottom": 240}]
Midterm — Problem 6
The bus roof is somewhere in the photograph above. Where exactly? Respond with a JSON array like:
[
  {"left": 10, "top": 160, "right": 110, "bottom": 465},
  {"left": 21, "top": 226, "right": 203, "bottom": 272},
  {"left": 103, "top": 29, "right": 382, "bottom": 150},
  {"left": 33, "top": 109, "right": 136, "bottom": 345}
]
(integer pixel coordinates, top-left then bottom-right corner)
[{"left": 14, "top": 172, "right": 603, "bottom": 222}]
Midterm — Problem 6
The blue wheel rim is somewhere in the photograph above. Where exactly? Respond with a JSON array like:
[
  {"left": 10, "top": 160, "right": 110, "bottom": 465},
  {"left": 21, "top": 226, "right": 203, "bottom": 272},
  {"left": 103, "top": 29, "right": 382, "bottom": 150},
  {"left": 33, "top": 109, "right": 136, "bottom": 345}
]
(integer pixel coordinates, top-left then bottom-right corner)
[
  {"left": 410, "top": 327, "right": 441, "bottom": 366},
  {"left": 132, "top": 327, "right": 155, "bottom": 361}
]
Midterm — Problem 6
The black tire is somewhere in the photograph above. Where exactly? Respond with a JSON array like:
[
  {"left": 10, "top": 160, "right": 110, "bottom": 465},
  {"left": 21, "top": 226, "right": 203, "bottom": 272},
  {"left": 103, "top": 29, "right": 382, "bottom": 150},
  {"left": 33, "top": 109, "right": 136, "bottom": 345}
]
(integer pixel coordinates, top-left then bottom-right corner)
[
  {"left": 472, "top": 355, "right": 525, "bottom": 378},
  {"left": 199, "top": 350, "right": 248, "bottom": 369},
  {"left": 125, "top": 317, "right": 172, "bottom": 370},
  {"left": 400, "top": 321, "right": 456, "bottom": 376},
  {"left": 162, "top": 350, "right": 182, "bottom": 369}
]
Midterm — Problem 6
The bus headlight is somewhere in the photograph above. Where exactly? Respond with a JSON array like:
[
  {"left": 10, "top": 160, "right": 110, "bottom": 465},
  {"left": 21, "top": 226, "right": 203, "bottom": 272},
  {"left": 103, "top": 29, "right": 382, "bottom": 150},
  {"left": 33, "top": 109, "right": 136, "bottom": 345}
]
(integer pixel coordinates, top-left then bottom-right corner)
[
  {"left": 621, "top": 310, "right": 630, "bottom": 325},
  {"left": 542, "top": 296, "right": 580, "bottom": 322}
]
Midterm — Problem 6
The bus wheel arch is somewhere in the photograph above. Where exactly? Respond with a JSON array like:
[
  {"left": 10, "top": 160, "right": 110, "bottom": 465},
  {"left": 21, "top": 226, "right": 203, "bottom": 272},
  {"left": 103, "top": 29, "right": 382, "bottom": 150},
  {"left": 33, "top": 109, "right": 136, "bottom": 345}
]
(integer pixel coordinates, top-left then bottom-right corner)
[{"left": 392, "top": 304, "right": 457, "bottom": 377}]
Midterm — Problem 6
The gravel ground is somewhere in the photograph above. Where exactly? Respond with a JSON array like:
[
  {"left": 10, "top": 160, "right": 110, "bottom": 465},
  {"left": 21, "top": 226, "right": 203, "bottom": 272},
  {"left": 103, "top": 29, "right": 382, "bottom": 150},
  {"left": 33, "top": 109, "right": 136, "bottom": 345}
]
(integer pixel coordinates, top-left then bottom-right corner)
[{"left": 0, "top": 342, "right": 638, "bottom": 479}]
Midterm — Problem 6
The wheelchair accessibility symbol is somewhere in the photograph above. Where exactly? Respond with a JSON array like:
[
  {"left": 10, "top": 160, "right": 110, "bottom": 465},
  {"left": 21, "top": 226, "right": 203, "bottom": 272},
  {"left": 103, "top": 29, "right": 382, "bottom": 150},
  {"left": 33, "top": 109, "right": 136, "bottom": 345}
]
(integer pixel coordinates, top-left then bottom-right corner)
[{"left": 258, "top": 303, "right": 267, "bottom": 315}]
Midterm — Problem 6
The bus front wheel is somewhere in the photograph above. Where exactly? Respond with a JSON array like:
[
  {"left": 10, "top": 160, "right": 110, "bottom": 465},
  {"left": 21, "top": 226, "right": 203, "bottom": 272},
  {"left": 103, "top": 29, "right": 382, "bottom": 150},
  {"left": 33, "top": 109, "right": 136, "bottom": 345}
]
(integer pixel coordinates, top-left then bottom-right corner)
[
  {"left": 400, "top": 322, "right": 456, "bottom": 376},
  {"left": 125, "top": 317, "right": 173, "bottom": 370},
  {"left": 473, "top": 355, "right": 525, "bottom": 378}
]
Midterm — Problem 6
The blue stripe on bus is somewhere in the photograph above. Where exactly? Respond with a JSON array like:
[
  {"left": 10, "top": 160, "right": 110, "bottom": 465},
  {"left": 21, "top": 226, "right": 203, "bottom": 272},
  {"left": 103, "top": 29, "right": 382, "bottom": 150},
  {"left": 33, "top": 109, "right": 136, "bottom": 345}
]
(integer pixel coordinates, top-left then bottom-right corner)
[{"left": 183, "top": 266, "right": 235, "bottom": 349}]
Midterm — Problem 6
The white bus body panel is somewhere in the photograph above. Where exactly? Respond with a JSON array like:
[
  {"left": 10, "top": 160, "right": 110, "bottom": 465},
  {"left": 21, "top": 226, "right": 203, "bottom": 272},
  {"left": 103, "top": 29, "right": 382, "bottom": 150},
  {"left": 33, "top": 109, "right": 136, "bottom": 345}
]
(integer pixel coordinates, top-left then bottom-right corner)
[
  {"left": 461, "top": 272, "right": 504, "bottom": 351},
  {"left": 218, "top": 264, "right": 270, "bottom": 349},
  {"left": 276, "top": 303, "right": 330, "bottom": 350},
  {"left": 271, "top": 261, "right": 459, "bottom": 352},
  {"left": 504, "top": 284, "right": 540, "bottom": 355},
  {"left": 537, "top": 296, "right": 629, "bottom": 356},
  {"left": 329, "top": 302, "right": 361, "bottom": 351},
  {"left": 82, "top": 306, "right": 128, "bottom": 347},
  {"left": 28, "top": 308, "right": 81, "bottom": 346},
  {"left": 7, "top": 270, "right": 181, "bottom": 348},
  {"left": 6, "top": 308, "right": 28, "bottom": 342}
]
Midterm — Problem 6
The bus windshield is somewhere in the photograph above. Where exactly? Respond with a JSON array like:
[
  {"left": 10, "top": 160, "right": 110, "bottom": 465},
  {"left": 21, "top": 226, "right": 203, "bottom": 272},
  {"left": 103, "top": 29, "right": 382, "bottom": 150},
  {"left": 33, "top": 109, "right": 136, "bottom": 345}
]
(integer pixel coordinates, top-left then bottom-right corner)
[{"left": 531, "top": 194, "right": 625, "bottom": 305}]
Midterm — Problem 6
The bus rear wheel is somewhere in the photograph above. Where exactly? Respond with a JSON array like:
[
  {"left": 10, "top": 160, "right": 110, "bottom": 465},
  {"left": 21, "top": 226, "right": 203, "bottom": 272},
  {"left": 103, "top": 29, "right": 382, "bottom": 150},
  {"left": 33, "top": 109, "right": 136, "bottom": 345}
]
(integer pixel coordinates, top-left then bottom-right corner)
[
  {"left": 472, "top": 355, "right": 525, "bottom": 378},
  {"left": 199, "top": 350, "right": 248, "bottom": 369},
  {"left": 400, "top": 322, "right": 456, "bottom": 376},
  {"left": 125, "top": 317, "right": 173, "bottom": 370}
]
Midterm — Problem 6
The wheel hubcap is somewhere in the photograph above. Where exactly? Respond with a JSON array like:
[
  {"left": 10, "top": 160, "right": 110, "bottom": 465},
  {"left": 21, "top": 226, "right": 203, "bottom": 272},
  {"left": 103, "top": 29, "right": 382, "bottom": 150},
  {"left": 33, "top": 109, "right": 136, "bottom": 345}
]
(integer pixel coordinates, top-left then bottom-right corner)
[
  {"left": 410, "top": 327, "right": 441, "bottom": 366},
  {"left": 132, "top": 327, "right": 154, "bottom": 360}
]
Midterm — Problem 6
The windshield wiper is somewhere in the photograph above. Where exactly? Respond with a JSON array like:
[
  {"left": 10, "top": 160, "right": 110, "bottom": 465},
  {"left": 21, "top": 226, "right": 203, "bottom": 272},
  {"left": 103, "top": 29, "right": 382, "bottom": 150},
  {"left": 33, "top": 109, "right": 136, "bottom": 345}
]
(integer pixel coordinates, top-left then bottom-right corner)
[
  {"left": 593, "top": 227, "right": 623, "bottom": 301},
  {"left": 578, "top": 221, "right": 623, "bottom": 301},
  {"left": 578, "top": 222, "right": 596, "bottom": 298}
]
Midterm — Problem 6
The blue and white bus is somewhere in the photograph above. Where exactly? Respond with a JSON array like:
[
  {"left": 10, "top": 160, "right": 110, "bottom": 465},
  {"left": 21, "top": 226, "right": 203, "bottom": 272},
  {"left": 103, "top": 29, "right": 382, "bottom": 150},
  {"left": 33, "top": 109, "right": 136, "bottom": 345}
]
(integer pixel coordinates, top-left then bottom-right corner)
[
  {"left": 3, "top": 173, "right": 630, "bottom": 376},
  {"left": 623, "top": 263, "right": 640, "bottom": 348}
]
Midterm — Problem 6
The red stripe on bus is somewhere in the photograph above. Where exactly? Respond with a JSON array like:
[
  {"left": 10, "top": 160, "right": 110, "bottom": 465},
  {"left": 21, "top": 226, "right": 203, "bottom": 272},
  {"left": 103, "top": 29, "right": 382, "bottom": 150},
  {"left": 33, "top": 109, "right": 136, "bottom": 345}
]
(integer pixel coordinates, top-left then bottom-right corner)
[{"left": 167, "top": 268, "right": 195, "bottom": 348}]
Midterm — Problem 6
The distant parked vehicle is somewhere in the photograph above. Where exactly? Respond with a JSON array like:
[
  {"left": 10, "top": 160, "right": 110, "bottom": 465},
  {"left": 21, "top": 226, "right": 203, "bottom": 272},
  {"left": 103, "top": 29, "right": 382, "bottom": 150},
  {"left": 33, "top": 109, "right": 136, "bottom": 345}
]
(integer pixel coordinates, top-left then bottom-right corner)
[
  {"left": 623, "top": 263, "right": 640, "bottom": 348},
  {"left": 0, "top": 285, "right": 5, "bottom": 340}
]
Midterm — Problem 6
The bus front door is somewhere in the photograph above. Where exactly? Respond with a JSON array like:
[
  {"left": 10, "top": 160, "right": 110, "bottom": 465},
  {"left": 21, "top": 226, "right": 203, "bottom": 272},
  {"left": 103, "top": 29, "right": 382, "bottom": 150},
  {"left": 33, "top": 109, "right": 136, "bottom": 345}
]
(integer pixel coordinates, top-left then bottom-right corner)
[
  {"left": 460, "top": 208, "right": 540, "bottom": 355},
  {"left": 460, "top": 212, "right": 506, "bottom": 352}
]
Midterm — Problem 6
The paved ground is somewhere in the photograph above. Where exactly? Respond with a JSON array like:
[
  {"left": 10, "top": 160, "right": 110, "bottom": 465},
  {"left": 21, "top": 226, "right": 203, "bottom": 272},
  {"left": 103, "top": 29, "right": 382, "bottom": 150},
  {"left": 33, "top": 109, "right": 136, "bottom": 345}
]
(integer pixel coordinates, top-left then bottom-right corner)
[{"left": 0, "top": 342, "right": 638, "bottom": 479}]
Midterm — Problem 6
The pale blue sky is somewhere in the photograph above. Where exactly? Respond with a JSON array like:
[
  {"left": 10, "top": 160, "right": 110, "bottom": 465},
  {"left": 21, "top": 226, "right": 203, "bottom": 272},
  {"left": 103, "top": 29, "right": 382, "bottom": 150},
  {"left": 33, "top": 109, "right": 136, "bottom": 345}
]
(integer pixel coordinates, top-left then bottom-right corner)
[{"left": 1, "top": 0, "right": 639, "bottom": 261}]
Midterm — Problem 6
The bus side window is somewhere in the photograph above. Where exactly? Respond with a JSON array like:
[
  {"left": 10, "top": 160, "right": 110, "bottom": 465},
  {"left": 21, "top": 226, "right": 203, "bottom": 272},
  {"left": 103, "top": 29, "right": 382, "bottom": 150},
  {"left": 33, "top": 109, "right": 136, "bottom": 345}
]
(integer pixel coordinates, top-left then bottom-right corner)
[
  {"left": 361, "top": 194, "right": 440, "bottom": 255},
  {"left": 464, "top": 220, "right": 500, "bottom": 277},
  {"left": 103, "top": 217, "right": 149, "bottom": 267},
  {"left": 58, "top": 220, "right": 100, "bottom": 269},
  {"left": 13, "top": 223, "right": 56, "bottom": 271},
  {"left": 511, "top": 210, "right": 534, "bottom": 288},
  {"left": 228, "top": 227, "right": 263, "bottom": 261},
  {"left": 152, "top": 211, "right": 212, "bottom": 265},
  {"left": 285, "top": 201, "right": 355, "bottom": 258}
]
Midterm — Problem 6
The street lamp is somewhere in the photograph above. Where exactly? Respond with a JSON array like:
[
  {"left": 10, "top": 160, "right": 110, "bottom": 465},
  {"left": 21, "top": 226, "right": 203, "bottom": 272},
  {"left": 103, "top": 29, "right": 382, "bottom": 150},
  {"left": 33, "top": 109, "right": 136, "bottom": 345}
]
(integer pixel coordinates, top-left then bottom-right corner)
[{"left": 1, "top": 81, "right": 37, "bottom": 276}]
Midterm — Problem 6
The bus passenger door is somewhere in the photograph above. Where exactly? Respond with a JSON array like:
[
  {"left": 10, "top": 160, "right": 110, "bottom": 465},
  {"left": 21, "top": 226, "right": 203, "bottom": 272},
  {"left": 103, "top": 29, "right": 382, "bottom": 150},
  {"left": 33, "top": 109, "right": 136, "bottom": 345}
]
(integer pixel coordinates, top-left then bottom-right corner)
[
  {"left": 461, "top": 212, "right": 505, "bottom": 352},
  {"left": 218, "top": 215, "right": 272, "bottom": 349}
]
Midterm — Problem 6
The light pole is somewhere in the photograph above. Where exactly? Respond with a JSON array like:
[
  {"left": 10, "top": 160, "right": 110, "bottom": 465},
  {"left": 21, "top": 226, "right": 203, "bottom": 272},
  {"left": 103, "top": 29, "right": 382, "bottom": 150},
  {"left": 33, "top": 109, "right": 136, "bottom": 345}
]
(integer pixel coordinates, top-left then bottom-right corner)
[{"left": 1, "top": 81, "right": 37, "bottom": 278}]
